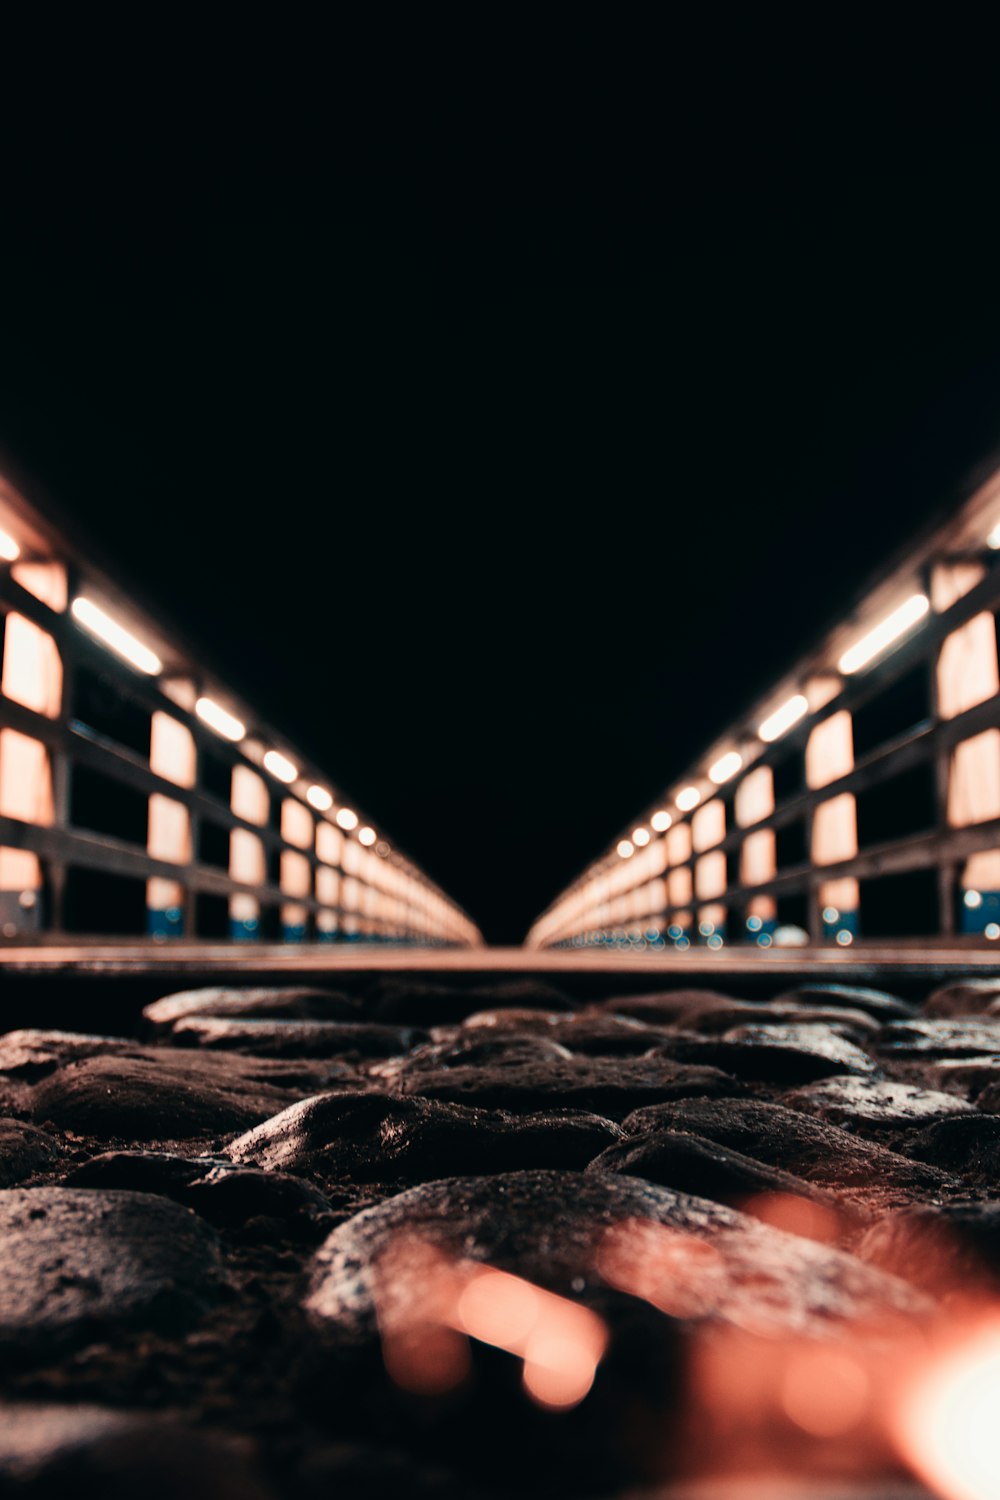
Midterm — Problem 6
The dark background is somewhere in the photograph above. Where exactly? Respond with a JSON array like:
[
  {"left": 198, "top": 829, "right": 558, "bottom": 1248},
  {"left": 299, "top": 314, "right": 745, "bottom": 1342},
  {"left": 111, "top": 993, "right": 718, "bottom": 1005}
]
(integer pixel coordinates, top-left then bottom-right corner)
[{"left": 3, "top": 21, "right": 1000, "bottom": 942}]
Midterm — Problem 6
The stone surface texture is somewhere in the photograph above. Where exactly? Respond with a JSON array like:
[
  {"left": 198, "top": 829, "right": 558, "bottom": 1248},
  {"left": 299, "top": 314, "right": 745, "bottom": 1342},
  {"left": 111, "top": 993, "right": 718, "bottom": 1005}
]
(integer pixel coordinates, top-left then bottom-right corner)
[{"left": 1, "top": 971, "right": 997, "bottom": 1496}]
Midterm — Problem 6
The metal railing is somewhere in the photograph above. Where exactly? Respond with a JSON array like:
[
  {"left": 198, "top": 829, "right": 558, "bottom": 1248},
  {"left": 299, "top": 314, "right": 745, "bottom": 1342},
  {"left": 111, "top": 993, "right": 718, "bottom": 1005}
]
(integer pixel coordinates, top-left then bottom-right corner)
[
  {"left": 530, "top": 471, "right": 1000, "bottom": 950},
  {"left": 0, "top": 476, "right": 480, "bottom": 947}
]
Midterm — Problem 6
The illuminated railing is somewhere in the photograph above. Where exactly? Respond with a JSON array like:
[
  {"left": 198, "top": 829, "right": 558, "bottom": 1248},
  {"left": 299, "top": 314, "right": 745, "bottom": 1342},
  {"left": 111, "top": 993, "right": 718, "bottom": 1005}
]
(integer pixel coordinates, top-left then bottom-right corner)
[
  {"left": 529, "top": 469, "right": 1000, "bottom": 951},
  {"left": 0, "top": 479, "right": 480, "bottom": 946}
]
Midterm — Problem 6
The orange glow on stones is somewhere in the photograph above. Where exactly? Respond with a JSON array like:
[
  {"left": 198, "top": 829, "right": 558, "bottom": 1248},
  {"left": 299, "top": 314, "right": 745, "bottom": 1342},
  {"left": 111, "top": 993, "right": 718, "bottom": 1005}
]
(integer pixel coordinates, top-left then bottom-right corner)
[
  {"left": 894, "top": 1318, "right": 1000, "bottom": 1500},
  {"left": 373, "top": 1239, "right": 608, "bottom": 1410}
]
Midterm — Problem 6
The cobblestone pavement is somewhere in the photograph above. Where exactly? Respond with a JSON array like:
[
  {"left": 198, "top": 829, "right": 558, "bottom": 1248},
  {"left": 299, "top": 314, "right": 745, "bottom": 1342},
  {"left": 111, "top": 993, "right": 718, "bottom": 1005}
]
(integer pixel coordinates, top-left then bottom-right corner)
[{"left": 4, "top": 973, "right": 999, "bottom": 1497}]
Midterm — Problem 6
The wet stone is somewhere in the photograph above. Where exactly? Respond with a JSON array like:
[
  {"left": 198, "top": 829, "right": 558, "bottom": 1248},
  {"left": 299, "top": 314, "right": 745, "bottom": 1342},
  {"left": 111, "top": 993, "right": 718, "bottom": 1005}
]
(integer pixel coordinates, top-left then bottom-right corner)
[
  {"left": 31, "top": 1054, "right": 301, "bottom": 1142},
  {"left": 168, "top": 1015, "right": 424, "bottom": 1061},
  {"left": 592, "top": 990, "right": 740, "bottom": 1024},
  {"left": 923, "top": 978, "right": 1000, "bottom": 1017},
  {"left": 0, "top": 1403, "right": 275, "bottom": 1498},
  {"left": 62, "top": 1148, "right": 213, "bottom": 1196},
  {"left": 670, "top": 1000, "right": 882, "bottom": 1040},
  {"left": 619, "top": 1098, "right": 961, "bottom": 1207},
  {"left": 877, "top": 1018, "right": 1000, "bottom": 1058},
  {"left": 859, "top": 1201, "right": 1000, "bottom": 1295},
  {"left": 721, "top": 1024, "right": 877, "bottom": 1073},
  {"left": 587, "top": 1131, "right": 862, "bottom": 1229},
  {"left": 366, "top": 978, "right": 573, "bottom": 1025},
  {"left": 923, "top": 1057, "right": 1000, "bottom": 1099},
  {"left": 0, "top": 1121, "right": 60, "bottom": 1188},
  {"left": 900, "top": 1114, "right": 1000, "bottom": 1188},
  {"left": 0, "top": 1188, "right": 227, "bottom": 1359},
  {"left": 227, "top": 1090, "right": 623, "bottom": 1182},
  {"left": 772, "top": 984, "right": 915, "bottom": 1021},
  {"left": 0, "top": 1030, "right": 139, "bottom": 1082},
  {"left": 305, "top": 1169, "right": 925, "bottom": 1345},
  {"left": 375, "top": 1033, "right": 575, "bottom": 1085},
  {"left": 389, "top": 1055, "right": 746, "bottom": 1118},
  {"left": 451, "top": 1008, "right": 679, "bottom": 1055},
  {"left": 970, "top": 1077, "right": 1000, "bottom": 1113},
  {"left": 143, "top": 985, "right": 363, "bottom": 1033},
  {"left": 0, "top": 1080, "right": 30, "bottom": 1121},
  {"left": 661, "top": 1025, "right": 878, "bottom": 1085},
  {"left": 782, "top": 1077, "right": 977, "bottom": 1136}
]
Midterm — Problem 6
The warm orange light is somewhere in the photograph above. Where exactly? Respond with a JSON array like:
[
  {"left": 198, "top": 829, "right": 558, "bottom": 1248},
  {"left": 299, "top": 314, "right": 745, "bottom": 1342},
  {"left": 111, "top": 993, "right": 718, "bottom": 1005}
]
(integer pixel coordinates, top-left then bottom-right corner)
[
  {"left": 759, "top": 693, "right": 808, "bottom": 743},
  {"left": 740, "top": 1192, "right": 843, "bottom": 1245},
  {"left": 651, "top": 809, "right": 672, "bottom": 832},
  {"left": 373, "top": 1243, "right": 607, "bottom": 1412},
  {"left": 838, "top": 593, "right": 929, "bottom": 674},
  {"left": 307, "top": 785, "right": 333, "bottom": 812},
  {"left": 617, "top": 839, "right": 634, "bottom": 858},
  {"left": 632, "top": 826, "right": 650, "bottom": 846},
  {"left": 195, "top": 696, "right": 246, "bottom": 742},
  {"left": 0, "top": 526, "right": 20, "bottom": 561},
  {"left": 336, "top": 807, "right": 359, "bottom": 831},
  {"left": 263, "top": 749, "right": 297, "bottom": 783},
  {"left": 676, "top": 786, "right": 701, "bottom": 812},
  {"left": 709, "top": 750, "right": 743, "bottom": 784},
  {"left": 895, "top": 1320, "right": 1000, "bottom": 1500},
  {"left": 71, "top": 597, "right": 162, "bottom": 674},
  {"left": 359, "top": 825, "right": 377, "bottom": 846},
  {"left": 781, "top": 1346, "right": 870, "bottom": 1437}
]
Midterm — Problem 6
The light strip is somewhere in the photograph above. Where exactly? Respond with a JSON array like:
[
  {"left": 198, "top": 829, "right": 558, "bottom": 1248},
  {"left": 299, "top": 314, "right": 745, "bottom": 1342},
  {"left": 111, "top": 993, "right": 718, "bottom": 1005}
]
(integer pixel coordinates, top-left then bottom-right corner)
[
  {"left": 676, "top": 786, "right": 701, "bottom": 813},
  {"left": 358, "top": 825, "right": 377, "bottom": 846},
  {"left": 336, "top": 807, "right": 359, "bottom": 831},
  {"left": 263, "top": 749, "right": 297, "bottom": 783},
  {"left": 632, "top": 826, "right": 650, "bottom": 846},
  {"left": 71, "top": 597, "right": 162, "bottom": 674},
  {"left": 617, "top": 839, "right": 634, "bottom": 858},
  {"left": 709, "top": 750, "right": 743, "bottom": 785},
  {"left": 307, "top": 785, "right": 333, "bottom": 812},
  {"left": 838, "top": 593, "right": 929, "bottom": 674},
  {"left": 195, "top": 696, "right": 245, "bottom": 742},
  {"left": 759, "top": 693, "right": 808, "bottom": 743},
  {"left": 650, "top": 809, "right": 672, "bottom": 832},
  {"left": 0, "top": 527, "right": 20, "bottom": 561}
]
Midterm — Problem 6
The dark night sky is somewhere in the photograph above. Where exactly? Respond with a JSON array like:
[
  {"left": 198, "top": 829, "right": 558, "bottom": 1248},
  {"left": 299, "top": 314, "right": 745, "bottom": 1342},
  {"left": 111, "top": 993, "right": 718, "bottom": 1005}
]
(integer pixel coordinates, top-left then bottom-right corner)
[{"left": 3, "top": 22, "right": 1000, "bottom": 942}]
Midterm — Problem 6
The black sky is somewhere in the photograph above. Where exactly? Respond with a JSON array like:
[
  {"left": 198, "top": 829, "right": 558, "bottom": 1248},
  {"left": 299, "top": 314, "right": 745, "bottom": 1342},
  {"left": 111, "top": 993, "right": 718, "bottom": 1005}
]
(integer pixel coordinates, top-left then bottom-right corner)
[{"left": 3, "top": 22, "right": 1000, "bottom": 942}]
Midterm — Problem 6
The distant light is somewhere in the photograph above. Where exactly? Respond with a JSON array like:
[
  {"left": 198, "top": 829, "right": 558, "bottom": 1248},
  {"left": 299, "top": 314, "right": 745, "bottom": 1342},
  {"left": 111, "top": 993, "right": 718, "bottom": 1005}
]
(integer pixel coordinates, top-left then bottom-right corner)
[
  {"left": 698, "top": 921, "right": 715, "bottom": 937},
  {"left": 0, "top": 527, "right": 20, "bottom": 561},
  {"left": 71, "top": 597, "right": 162, "bottom": 675},
  {"left": 632, "top": 827, "right": 650, "bottom": 847},
  {"left": 617, "top": 839, "right": 634, "bottom": 859},
  {"left": 823, "top": 905, "right": 840, "bottom": 924},
  {"left": 336, "top": 807, "right": 359, "bottom": 831},
  {"left": 359, "top": 826, "right": 377, "bottom": 846},
  {"left": 196, "top": 696, "right": 245, "bottom": 742},
  {"left": 707, "top": 932, "right": 724, "bottom": 950},
  {"left": 263, "top": 749, "right": 297, "bottom": 783},
  {"left": 375, "top": 840, "right": 391, "bottom": 858},
  {"left": 838, "top": 593, "right": 930, "bottom": 674},
  {"left": 746, "top": 915, "right": 762, "bottom": 933},
  {"left": 836, "top": 929, "right": 854, "bottom": 946},
  {"left": 987, "top": 923, "right": 1000, "bottom": 941},
  {"left": 651, "top": 810, "right": 672, "bottom": 832},
  {"left": 676, "top": 786, "right": 701, "bottom": 812},
  {"left": 759, "top": 693, "right": 808, "bottom": 743},
  {"left": 307, "top": 785, "right": 334, "bottom": 812},
  {"left": 709, "top": 750, "right": 743, "bottom": 785},
  {"left": 988, "top": 521, "right": 1000, "bottom": 549},
  {"left": 964, "top": 890, "right": 983, "bottom": 910}
]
